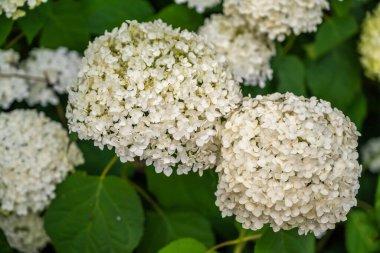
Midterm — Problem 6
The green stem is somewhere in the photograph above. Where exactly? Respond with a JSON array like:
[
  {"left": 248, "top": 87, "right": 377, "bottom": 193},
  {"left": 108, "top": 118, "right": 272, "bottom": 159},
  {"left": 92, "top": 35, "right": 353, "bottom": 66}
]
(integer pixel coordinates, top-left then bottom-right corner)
[
  {"left": 100, "top": 156, "right": 119, "bottom": 179},
  {"left": 357, "top": 199, "right": 373, "bottom": 212},
  {"left": 5, "top": 33, "right": 24, "bottom": 49},
  {"left": 207, "top": 235, "right": 262, "bottom": 253},
  {"left": 233, "top": 229, "right": 247, "bottom": 253}
]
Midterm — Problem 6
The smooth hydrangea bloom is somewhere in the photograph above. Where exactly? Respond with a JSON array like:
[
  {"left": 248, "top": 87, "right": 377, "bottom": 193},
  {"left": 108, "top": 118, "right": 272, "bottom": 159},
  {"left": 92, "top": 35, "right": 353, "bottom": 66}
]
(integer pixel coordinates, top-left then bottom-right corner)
[
  {"left": 0, "top": 110, "right": 84, "bottom": 215},
  {"left": 23, "top": 47, "right": 81, "bottom": 106},
  {"left": 361, "top": 137, "right": 380, "bottom": 173},
  {"left": 175, "top": 0, "right": 221, "bottom": 13},
  {"left": 0, "top": 213, "right": 49, "bottom": 253},
  {"left": 0, "top": 0, "right": 47, "bottom": 19},
  {"left": 0, "top": 50, "right": 29, "bottom": 109},
  {"left": 216, "top": 93, "right": 361, "bottom": 236},
  {"left": 359, "top": 3, "right": 380, "bottom": 82},
  {"left": 199, "top": 14, "right": 275, "bottom": 87},
  {"left": 67, "top": 20, "right": 242, "bottom": 176},
  {"left": 224, "top": 0, "right": 329, "bottom": 41}
]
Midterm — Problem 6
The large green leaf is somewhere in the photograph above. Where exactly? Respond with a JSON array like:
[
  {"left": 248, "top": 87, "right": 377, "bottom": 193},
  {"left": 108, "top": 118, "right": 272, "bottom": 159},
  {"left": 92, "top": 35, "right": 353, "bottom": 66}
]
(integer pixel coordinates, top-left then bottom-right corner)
[
  {"left": 146, "top": 168, "right": 236, "bottom": 238},
  {"left": 0, "top": 17, "right": 13, "bottom": 46},
  {"left": 343, "top": 91, "right": 367, "bottom": 130},
  {"left": 306, "top": 15, "right": 358, "bottom": 59},
  {"left": 151, "top": 4, "right": 204, "bottom": 31},
  {"left": 44, "top": 172, "right": 144, "bottom": 253},
  {"left": 83, "top": 0, "right": 155, "bottom": 35},
  {"left": 159, "top": 238, "right": 208, "bottom": 253},
  {"left": 17, "top": 7, "right": 47, "bottom": 44},
  {"left": 0, "top": 230, "right": 12, "bottom": 253},
  {"left": 255, "top": 229, "right": 315, "bottom": 253},
  {"left": 137, "top": 211, "right": 215, "bottom": 253},
  {"left": 345, "top": 210, "right": 380, "bottom": 253},
  {"left": 40, "top": 0, "right": 90, "bottom": 51},
  {"left": 306, "top": 46, "right": 361, "bottom": 111},
  {"left": 275, "top": 55, "right": 306, "bottom": 96},
  {"left": 331, "top": 0, "right": 352, "bottom": 17}
]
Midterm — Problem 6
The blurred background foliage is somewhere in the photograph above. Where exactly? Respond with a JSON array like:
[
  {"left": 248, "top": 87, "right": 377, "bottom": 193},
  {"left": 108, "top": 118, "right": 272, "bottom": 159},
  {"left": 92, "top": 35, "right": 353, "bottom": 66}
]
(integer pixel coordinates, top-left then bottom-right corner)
[{"left": 1, "top": 0, "right": 380, "bottom": 252}]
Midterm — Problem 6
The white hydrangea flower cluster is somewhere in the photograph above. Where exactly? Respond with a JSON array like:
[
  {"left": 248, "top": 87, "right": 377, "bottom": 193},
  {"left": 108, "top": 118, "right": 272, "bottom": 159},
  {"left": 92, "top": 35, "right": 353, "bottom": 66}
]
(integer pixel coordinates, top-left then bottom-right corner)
[
  {"left": 0, "top": 213, "right": 49, "bottom": 253},
  {"left": 361, "top": 137, "right": 380, "bottom": 173},
  {"left": 23, "top": 47, "right": 82, "bottom": 106},
  {"left": 199, "top": 15, "right": 275, "bottom": 87},
  {"left": 174, "top": 0, "right": 221, "bottom": 13},
  {"left": 0, "top": 109, "right": 84, "bottom": 215},
  {"left": 0, "top": 0, "right": 48, "bottom": 19},
  {"left": 0, "top": 47, "right": 81, "bottom": 109},
  {"left": 67, "top": 20, "right": 242, "bottom": 176},
  {"left": 224, "top": 0, "right": 330, "bottom": 41},
  {"left": 216, "top": 93, "right": 361, "bottom": 236},
  {"left": 0, "top": 50, "right": 29, "bottom": 109},
  {"left": 359, "top": 3, "right": 380, "bottom": 82}
]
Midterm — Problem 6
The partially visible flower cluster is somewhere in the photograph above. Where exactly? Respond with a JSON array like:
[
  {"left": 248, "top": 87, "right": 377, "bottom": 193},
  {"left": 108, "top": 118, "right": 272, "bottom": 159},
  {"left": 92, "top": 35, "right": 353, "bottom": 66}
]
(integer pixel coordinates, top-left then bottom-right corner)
[
  {"left": 199, "top": 15, "right": 275, "bottom": 87},
  {"left": 0, "top": 47, "right": 81, "bottom": 109},
  {"left": 359, "top": 3, "right": 380, "bottom": 82},
  {"left": 361, "top": 137, "right": 380, "bottom": 173},
  {"left": 216, "top": 93, "right": 361, "bottom": 236},
  {"left": 67, "top": 20, "right": 242, "bottom": 176},
  {"left": 0, "top": 214, "right": 49, "bottom": 253},
  {"left": 0, "top": 110, "right": 84, "bottom": 215},
  {"left": 223, "top": 0, "right": 330, "bottom": 41},
  {"left": 0, "top": 50, "right": 29, "bottom": 109},
  {"left": 24, "top": 48, "right": 82, "bottom": 106},
  {"left": 174, "top": 0, "right": 221, "bottom": 13},
  {"left": 0, "top": 0, "right": 47, "bottom": 19}
]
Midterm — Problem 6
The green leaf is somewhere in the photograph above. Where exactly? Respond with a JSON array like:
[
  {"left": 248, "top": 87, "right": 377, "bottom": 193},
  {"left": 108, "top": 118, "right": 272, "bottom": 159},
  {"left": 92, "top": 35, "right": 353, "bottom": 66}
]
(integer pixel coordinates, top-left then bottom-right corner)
[
  {"left": 0, "top": 230, "right": 12, "bottom": 253},
  {"left": 343, "top": 91, "right": 367, "bottom": 130},
  {"left": 275, "top": 55, "right": 306, "bottom": 96},
  {"left": 331, "top": 0, "right": 352, "bottom": 16},
  {"left": 306, "top": 15, "right": 358, "bottom": 59},
  {"left": 151, "top": 4, "right": 204, "bottom": 31},
  {"left": 17, "top": 7, "right": 47, "bottom": 44},
  {"left": 137, "top": 211, "right": 215, "bottom": 253},
  {"left": 306, "top": 46, "right": 361, "bottom": 110},
  {"left": 345, "top": 210, "right": 380, "bottom": 253},
  {"left": 375, "top": 175, "right": 380, "bottom": 223},
  {"left": 255, "top": 229, "right": 315, "bottom": 253},
  {"left": 146, "top": 168, "right": 236, "bottom": 238},
  {"left": 83, "top": 0, "right": 155, "bottom": 35},
  {"left": 159, "top": 238, "right": 208, "bottom": 253},
  {"left": 44, "top": 172, "right": 144, "bottom": 253},
  {"left": 0, "top": 17, "right": 13, "bottom": 46},
  {"left": 40, "top": 0, "right": 90, "bottom": 51}
]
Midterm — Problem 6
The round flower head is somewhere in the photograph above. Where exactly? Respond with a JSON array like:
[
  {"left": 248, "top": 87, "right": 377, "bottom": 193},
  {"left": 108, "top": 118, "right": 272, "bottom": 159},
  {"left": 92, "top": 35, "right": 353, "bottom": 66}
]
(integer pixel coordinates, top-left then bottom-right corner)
[
  {"left": 0, "top": 0, "right": 48, "bottom": 19},
  {"left": 216, "top": 93, "right": 361, "bottom": 236},
  {"left": 67, "top": 20, "right": 242, "bottom": 176},
  {"left": 0, "top": 50, "right": 29, "bottom": 109},
  {"left": 0, "top": 110, "right": 84, "bottom": 215},
  {"left": 361, "top": 137, "right": 380, "bottom": 173},
  {"left": 199, "top": 14, "right": 275, "bottom": 87},
  {"left": 223, "top": 0, "right": 329, "bottom": 41},
  {"left": 175, "top": 0, "right": 221, "bottom": 13},
  {"left": 359, "top": 3, "right": 380, "bottom": 82},
  {"left": 0, "top": 213, "right": 49, "bottom": 253},
  {"left": 23, "top": 47, "right": 81, "bottom": 106}
]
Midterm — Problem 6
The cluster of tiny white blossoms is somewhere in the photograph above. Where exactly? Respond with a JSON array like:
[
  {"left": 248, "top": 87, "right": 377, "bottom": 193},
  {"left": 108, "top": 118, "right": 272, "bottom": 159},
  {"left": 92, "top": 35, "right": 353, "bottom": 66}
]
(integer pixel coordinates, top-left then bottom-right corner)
[
  {"left": 0, "top": 109, "right": 84, "bottom": 215},
  {"left": 0, "top": 213, "right": 49, "bottom": 253},
  {"left": 0, "top": 47, "right": 81, "bottom": 109},
  {"left": 199, "top": 14, "right": 275, "bottom": 87},
  {"left": 359, "top": 3, "right": 380, "bottom": 82},
  {"left": 223, "top": 0, "right": 330, "bottom": 41},
  {"left": 215, "top": 93, "right": 361, "bottom": 236},
  {"left": 361, "top": 137, "right": 380, "bottom": 173},
  {"left": 0, "top": 50, "right": 29, "bottom": 109},
  {"left": 174, "top": 0, "right": 221, "bottom": 13},
  {"left": 0, "top": 0, "right": 47, "bottom": 19},
  {"left": 67, "top": 20, "right": 242, "bottom": 176},
  {"left": 23, "top": 47, "right": 82, "bottom": 106}
]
